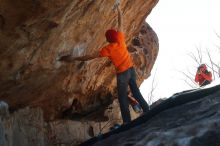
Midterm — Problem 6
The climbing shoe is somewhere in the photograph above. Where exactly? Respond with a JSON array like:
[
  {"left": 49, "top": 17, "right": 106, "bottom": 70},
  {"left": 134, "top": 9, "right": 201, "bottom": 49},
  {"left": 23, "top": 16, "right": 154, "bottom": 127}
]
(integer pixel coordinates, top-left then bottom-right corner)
[
  {"left": 132, "top": 104, "right": 142, "bottom": 113},
  {"left": 110, "top": 124, "right": 121, "bottom": 131}
]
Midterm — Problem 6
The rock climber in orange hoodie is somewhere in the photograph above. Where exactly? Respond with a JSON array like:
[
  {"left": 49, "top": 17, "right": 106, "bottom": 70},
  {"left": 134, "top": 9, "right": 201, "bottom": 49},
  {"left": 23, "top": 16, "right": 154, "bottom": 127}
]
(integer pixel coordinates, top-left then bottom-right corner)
[
  {"left": 58, "top": 3, "right": 149, "bottom": 124},
  {"left": 195, "top": 64, "right": 212, "bottom": 87}
]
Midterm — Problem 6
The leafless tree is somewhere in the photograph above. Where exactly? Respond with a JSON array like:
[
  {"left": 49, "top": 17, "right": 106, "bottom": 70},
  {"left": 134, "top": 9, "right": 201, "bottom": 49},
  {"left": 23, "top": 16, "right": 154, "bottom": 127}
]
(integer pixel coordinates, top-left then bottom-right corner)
[
  {"left": 178, "top": 69, "right": 197, "bottom": 88},
  {"left": 182, "top": 42, "right": 220, "bottom": 87},
  {"left": 188, "top": 46, "right": 203, "bottom": 65},
  {"left": 147, "top": 68, "right": 158, "bottom": 107},
  {"left": 206, "top": 48, "right": 216, "bottom": 80}
]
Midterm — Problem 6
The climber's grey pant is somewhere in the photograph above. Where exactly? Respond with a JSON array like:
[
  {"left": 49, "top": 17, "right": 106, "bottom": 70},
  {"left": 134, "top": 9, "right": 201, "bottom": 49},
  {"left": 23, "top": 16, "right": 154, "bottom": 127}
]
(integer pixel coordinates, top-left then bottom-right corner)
[{"left": 117, "top": 67, "right": 149, "bottom": 123}]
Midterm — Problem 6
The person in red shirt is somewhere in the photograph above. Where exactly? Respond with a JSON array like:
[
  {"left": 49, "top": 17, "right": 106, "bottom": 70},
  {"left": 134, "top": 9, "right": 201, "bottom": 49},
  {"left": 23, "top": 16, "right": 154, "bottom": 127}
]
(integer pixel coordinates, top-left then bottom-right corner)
[
  {"left": 58, "top": 4, "right": 149, "bottom": 124},
  {"left": 195, "top": 64, "right": 212, "bottom": 87}
]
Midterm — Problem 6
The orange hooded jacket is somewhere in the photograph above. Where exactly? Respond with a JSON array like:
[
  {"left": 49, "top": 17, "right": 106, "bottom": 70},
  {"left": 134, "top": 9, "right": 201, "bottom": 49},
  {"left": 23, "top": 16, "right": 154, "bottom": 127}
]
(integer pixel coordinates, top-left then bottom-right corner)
[{"left": 99, "top": 31, "right": 133, "bottom": 73}]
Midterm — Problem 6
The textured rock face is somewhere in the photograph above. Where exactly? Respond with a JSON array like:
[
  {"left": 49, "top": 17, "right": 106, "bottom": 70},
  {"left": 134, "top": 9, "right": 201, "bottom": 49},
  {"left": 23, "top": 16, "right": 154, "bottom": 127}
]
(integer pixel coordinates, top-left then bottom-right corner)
[
  {"left": 0, "top": 107, "right": 44, "bottom": 146},
  {"left": 0, "top": 99, "right": 140, "bottom": 146},
  {"left": 47, "top": 99, "right": 140, "bottom": 146},
  {"left": 0, "top": 0, "right": 159, "bottom": 120},
  {"left": 93, "top": 90, "right": 220, "bottom": 146}
]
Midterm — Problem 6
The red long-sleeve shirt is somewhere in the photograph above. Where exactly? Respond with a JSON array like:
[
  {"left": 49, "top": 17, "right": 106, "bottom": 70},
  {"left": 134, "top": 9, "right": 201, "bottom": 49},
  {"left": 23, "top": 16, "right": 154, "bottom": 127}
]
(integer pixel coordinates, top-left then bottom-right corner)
[{"left": 195, "top": 70, "right": 212, "bottom": 86}]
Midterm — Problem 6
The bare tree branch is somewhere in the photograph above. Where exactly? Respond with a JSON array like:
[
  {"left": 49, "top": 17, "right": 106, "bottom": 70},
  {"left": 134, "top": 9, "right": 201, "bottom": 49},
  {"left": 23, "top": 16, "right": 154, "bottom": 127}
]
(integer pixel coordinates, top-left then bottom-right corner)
[
  {"left": 196, "top": 46, "right": 203, "bottom": 64},
  {"left": 213, "top": 30, "right": 220, "bottom": 52},
  {"left": 206, "top": 48, "right": 216, "bottom": 80},
  {"left": 148, "top": 68, "right": 158, "bottom": 106},
  {"left": 178, "top": 70, "right": 197, "bottom": 87},
  {"left": 188, "top": 46, "right": 203, "bottom": 65},
  {"left": 188, "top": 52, "right": 200, "bottom": 65},
  {"left": 205, "top": 64, "right": 219, "bottom": 75},
  {"left": 182, "top": 78, "right": 196, "bottom": 88},
  {"left": 204, "top": 54, "right": 219, "bottom": 77},
  {"left": 214, "top": 30, "right": 220, "bottom": 39},
  {"left": 212, "top": 43, "right": 220, "bottom": 53},
  {"left": 186, "top": 68, "right": 195, "bottom": 77}
]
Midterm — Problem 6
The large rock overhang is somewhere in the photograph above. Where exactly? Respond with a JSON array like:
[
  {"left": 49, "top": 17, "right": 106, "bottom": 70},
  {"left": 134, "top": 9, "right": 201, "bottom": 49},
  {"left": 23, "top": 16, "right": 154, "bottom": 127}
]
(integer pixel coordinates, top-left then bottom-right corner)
[{"left": 0, "top": 0, "right": 159, "bottom": 120}]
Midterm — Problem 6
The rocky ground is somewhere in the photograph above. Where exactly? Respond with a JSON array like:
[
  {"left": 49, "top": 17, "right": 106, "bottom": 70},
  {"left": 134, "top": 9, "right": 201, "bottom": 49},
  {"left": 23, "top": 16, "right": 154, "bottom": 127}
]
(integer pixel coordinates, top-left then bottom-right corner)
[
  {"left": 92, "top": 88, "right": 220, "bottom": 146},
  {"left": 1, "top": 86, "right": 220, "bottom": 146}
]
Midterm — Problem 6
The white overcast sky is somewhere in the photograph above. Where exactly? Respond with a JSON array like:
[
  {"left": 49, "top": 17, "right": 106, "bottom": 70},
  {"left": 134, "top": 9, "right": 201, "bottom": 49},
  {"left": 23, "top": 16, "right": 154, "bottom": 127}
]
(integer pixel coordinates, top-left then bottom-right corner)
[{"left": 140, "top": 0, "right": 220, "bottom": 103}]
